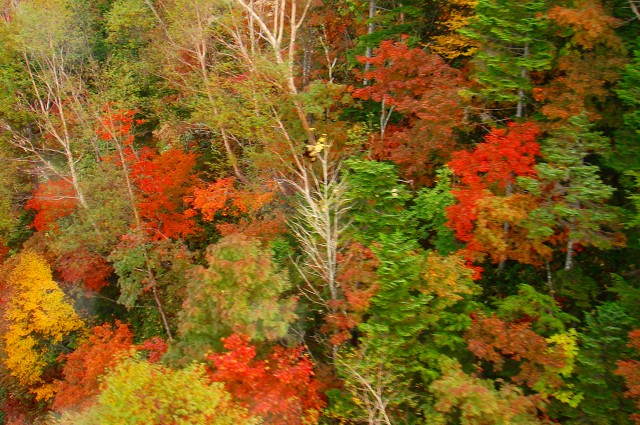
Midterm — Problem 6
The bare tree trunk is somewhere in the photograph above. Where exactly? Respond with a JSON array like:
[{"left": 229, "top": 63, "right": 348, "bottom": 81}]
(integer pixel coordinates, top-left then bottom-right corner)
[
  {"left": 149, "top": 269, "right": 174, "bottom": 341},
  {"left": 233, "top": 0, "right": 315, "bottom": 140},
  {"left": 629, "top": 0, "right": 640, "bottom": 20},
  {"left": 565, "top": 236, "right": 575, "bottom": 270},
  {"left": 364, "top": 0, "right": 376, "bottom": 85},
  {"left": 14, "top": 49, "right": 102, "bottom": 237},
  {"left": 516, "top": 44, "right": 529, "bottom": 119}
]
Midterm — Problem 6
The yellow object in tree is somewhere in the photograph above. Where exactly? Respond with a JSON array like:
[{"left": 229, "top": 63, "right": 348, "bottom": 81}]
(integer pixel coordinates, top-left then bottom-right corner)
[{"left": 2, "top": 251, "right": 84, "bottom": 401}]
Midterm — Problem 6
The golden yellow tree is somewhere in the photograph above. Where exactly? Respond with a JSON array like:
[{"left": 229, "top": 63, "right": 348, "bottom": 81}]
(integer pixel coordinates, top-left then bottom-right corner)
[
  {"left": 430, "top": 0, "right": 479, "bottom": 60},
  {"left": 2, "top": 251, "right": 84, "bottom": 401}
]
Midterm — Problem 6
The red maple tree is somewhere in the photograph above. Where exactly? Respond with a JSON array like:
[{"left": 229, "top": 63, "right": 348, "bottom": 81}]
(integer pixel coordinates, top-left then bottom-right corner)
[
  {"left": 447, "top": 121, "right": 541, "bottom": 264},
  {"left": 25, "top": 180, "right": 77, "bottom": 232},
  {"left": 466, "top": 314, "right": 566, "bottom": 389},
  {"left": 207, "top": 334, "right": 325, "bottom": 424},
  {"left": 352, "top": 39, "right": 464, "bottom": 185},
  {"left": 55, "top": 247, "right": 113, "bottom": 292},
  {"left": 53, "top": 321, "right": 134, "bottom": 411},
  {"left": 131, "top": 147, "right": 200, "bottom": 240}
]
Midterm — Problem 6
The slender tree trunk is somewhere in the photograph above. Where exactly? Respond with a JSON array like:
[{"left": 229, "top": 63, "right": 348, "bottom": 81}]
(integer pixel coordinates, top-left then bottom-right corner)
[
  {"left": 546, "top": 259, "right": 554, "bottom": 293},
  {"left": 148, "top": 266, "right": 174, "bottom": 341},
  {"left": 565, "top": 236, "right": 575, "bottom": 270},
  {"left": 364, "top": 0, "right": 375, "bottom": 85},
  {"left": 516, "top": 44, "right": 529, "bottom": 119},
  {"left": 629, "top": 0, "right": 640, "bottom": 20}
]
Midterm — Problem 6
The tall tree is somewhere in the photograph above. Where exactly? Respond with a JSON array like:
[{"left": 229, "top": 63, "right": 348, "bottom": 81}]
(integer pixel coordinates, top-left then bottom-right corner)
[
  {"left": 520, "top": 114, "right": 624, "bottom": 270},
  {"left": 534, "top": 0, "right": 624, "bottom": 128},
  {"left": 447, "top": 121, "right": 544, "bottom": 267},
  {"left": 352, "top": 39, "right": 464, "bottom": 185},
  {"left": 461, "top": 0, "right": 553, "bottom": 119},
  {"left": 0, "top": 0, "right": 101, "bottom": 232},
  {"left": 171, "top": 234, "right": 297, "bottom": 363}
]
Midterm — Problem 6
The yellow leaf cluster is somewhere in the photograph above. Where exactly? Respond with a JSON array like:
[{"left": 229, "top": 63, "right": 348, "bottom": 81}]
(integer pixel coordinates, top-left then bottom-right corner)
[
  {"left": 2, "top": 251, "right": 84, "bottom": 400},
  {"left": 422, "top": 252, "right": 478, "bottom": 305},
  {"left": 533, "top": 329, "right": 584, "bottom": 407},
  {"left": 430, "top": 0, "right": 479, "bottom": 59}
]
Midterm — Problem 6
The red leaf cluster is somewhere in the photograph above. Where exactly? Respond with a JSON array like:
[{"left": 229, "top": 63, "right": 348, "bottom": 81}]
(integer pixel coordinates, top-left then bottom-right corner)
[
  {"left": 616, "top": 330, "right": 640, "bottom": 424},
  {"left": 352, "top": 39, "right": 464, "bottom": 185},
  {"left": 131, "top": 147, "right": 200, "bottom": 240},
  {"left": 25, "top": 180, "right": 77, "bottom": 232},
  {"left": 447, "top": 122, "right": 540, "bottom": 262},
  {"left": 466, "top": 314, "right": 566, "bottom": 389},
  {"left": 207, "top": 334, "right": 325, "bottom": 424},
  {"left": 96, "top": 108, "right": 141, "bottom": 143},
  {"left": 56, "top": 247, "right": 113, "bottom": 292},
  {"left": 53, "top": 321, "right": 134, "bottom": 411},
  {"left": 136, "top": 337, "right": 168, "bottom": 363}
]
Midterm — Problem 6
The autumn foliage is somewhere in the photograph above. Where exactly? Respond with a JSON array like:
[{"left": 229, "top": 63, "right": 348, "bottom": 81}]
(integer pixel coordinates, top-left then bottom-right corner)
[
  {"left": 616, "top": 329, "right": 640, "bottom": 424},
  {"left": 25, "top": 180, "right": 77, "bottom": 231},
  {"left": 2, "top": 252, "right": 84, "bottom": 401},
  {"left": 131, "top": 147, "right": 199, "bottom": 240},
  {"left": 190, "top": 177, "right": 281, "bottom": 239},
  {"left": 447, "top": 122, "right": 541, "bottom": 263},
  {"left": 466, "top": 314, "right": 567, "bottom": 389},
  {"left": 0, "top": 0, "right": 637, "bottom": 423},
  {"left": 352, "top": 39, "right": 464, "bottom": 185},
  {"left": 55, "top": 247, "right": 113, "bottom": 291},
  {"left": 207, "top": 334, "right": 325, "bottom": 424},
  {"left": 53, "top": 321, "right": 135, "bottom": 411},
  {"left": 325, "top": 242, "right": 380, "bottom": 345}
]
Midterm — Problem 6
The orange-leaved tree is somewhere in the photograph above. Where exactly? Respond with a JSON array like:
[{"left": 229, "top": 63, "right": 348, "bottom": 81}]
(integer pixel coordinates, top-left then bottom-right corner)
[
  {"left": 25, "top": 179, "right": 77, "bottom": 232},
  {"left": 130, "top": 147, "right": 200, "bottom": 240},
  {"left": 189, "top": 176, "right": 281, "bottom": 239},
  {"left": 53, "top": 321, "right": 135, "bottom": 412},
  {"left": 447, "top": 121, "right": 544, "bottom": 266},
  {"left": 352, "top": 39, "right": 464, "bottom": 185},
  {"left": 207, "top": 334, "right": 325, "bottom": 425},
  {"left": 616, "top": 329, "right": 640, "bottom": 424}
]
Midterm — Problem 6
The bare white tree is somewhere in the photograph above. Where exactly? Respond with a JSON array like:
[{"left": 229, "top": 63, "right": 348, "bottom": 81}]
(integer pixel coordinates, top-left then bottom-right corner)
[{"left": 0, "top": 0, "right": 100, "bottom": 233}]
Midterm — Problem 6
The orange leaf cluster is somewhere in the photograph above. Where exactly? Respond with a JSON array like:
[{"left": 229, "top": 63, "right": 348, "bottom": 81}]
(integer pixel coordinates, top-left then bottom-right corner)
[
  {"left": 25, "top": 180, "right": 77, "bottom": 232},
  {"left": 190, "top": 177, "right": 274, "bottom": 221},
  {"left": 56, "top": 247, "right": 113, "bottom": 292},
  {"left": 547, "top": 0, "right": 622, "bottom": 51},
  {"left": 131, "top": 147, "right": 200, "bottom": 240},
  {"left": 534, "top": 0, "right": 624, "bottom": 126},
  {"left": 616, "top": 330, "right": 640, "bottom": 424},
  {"left": 53, "top": 321, "right": 134, "bottom": 412},
  {"left": 208, "top": 334, "right": 325, "bottom": 424},
  {"left": 466, "top": 314, "right": 566, "bottom": 389}
]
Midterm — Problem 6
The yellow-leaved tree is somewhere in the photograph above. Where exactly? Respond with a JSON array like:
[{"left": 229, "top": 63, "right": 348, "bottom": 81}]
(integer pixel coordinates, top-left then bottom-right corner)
[
  {"left": 430, "top": 0, "right": 479, "bottom": 60},
  {"left": 2, "top": 251, "right": 84, "bottom": 401}
]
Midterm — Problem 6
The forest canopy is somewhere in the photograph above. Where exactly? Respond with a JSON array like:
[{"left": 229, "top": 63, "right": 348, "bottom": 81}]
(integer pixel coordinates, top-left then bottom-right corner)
[{"left": 0, "top": 0, "right": 640, "bottom": 423}]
